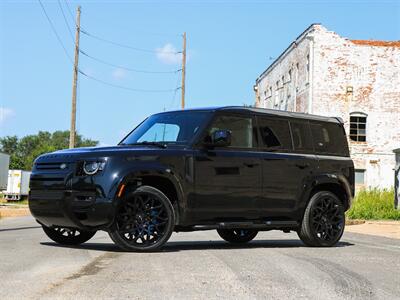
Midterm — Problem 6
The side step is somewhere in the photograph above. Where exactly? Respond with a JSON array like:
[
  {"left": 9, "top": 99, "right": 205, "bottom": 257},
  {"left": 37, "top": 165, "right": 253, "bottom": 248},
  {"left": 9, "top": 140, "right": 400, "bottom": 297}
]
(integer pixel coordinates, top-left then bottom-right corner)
[{"left": 189, "top": 221, "right": 299, "bottom": 231}]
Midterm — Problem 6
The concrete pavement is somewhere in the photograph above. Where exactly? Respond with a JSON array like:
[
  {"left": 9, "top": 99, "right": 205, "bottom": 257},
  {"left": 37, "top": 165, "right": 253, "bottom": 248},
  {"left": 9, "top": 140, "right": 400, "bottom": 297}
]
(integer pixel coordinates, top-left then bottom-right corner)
[{"left": 1, "top": 216, "right": 400, "bottom": 299}]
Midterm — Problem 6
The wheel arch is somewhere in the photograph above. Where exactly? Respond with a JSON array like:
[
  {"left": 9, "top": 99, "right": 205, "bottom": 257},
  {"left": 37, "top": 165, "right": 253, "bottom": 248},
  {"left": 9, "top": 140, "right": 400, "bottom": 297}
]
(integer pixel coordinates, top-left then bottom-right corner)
[
  {"left": 112, "top": 170, "right": 185, "bottom": 225},
  {"left": 307, "top": 174, "right": 353, "bottom": 211}
]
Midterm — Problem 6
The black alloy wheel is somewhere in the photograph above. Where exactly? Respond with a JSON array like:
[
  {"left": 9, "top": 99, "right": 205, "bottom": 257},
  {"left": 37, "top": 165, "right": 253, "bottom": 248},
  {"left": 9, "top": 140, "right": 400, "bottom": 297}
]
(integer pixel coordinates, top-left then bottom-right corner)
[
  {"left": 298, "top": 191, "right": 345, "bottom": 247},
  {"left": 217, "top": 229, "right": 258, "bottom": 244},
  {"left": 109, "top": 186, "right": 175, "bottom": 252},
  {"left": 42, "top": 226, "right": 96, "bottom": 245}
]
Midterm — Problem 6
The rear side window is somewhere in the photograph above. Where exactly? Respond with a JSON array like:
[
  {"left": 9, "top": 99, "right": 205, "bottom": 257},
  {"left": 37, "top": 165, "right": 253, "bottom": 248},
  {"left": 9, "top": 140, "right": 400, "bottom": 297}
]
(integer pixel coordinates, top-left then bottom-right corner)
[
  {"left": 257, "top": 117, "right": 292, "bottom": 151},
  {"left": 290, "top": 121, "right": 314, "bottom": 152},
  {"left": 310, "top": 122, "right": 349, "bottom": 156}
]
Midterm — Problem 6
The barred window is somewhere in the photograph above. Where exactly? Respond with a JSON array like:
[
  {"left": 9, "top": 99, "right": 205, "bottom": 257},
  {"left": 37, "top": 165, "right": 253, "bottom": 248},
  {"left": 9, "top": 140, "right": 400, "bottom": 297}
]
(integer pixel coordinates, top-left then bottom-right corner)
[{"left": 349, "top": 113, "right": 367, "bottom": 142}]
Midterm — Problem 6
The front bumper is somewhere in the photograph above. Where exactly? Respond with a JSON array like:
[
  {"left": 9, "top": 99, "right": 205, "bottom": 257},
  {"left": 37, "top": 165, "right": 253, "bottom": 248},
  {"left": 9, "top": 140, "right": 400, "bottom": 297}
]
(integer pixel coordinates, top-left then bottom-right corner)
[{"left": 29, "top": 189, "right": 115, "bottom": 230}]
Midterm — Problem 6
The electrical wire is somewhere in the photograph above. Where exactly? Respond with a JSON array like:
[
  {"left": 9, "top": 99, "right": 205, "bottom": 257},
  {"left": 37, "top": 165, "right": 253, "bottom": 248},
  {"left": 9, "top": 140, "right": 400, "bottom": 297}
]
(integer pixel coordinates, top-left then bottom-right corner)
[
  {"left": 57, "top": 0, "right": 75, "bottom": 43},
  {"left": 38, "top": 0, "right": 73, "bottom": 64},
  {"left": 169, "top": 73, "right": 182, "bottom": 109},
  {"left": 78, "top": 70, "right": 179, "bottom": 93},
  {"left": 64, "top": 0, "right": 75, "bottom": 24},
  {"left": 81, "top": 29, "right": 181, "bottom": 54},
  {"left": 79, "top": 49, "right": 181, "bottom": 74}
]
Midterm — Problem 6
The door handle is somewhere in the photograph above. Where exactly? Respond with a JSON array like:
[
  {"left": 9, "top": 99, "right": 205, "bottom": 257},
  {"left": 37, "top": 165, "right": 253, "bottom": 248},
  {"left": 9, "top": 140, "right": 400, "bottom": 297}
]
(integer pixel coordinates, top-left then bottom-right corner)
[
  {"left": 295, "top": 163, "right": 310, "bottom": 169},
  {"left": 243, "top": 163, "right": 259, "bottom": 168}
]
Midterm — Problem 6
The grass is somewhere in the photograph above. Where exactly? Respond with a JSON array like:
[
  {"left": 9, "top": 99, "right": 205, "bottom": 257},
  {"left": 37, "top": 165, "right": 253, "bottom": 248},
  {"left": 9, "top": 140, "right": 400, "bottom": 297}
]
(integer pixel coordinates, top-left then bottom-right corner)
[{"left": 347, "top": 188, "right": 400, "bottom": 220}]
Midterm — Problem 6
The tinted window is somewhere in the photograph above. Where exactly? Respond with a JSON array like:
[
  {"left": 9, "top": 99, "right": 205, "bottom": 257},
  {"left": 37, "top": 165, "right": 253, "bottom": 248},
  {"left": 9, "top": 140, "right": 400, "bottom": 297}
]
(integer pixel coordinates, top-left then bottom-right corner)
[
  {"left": 207, "top": 115, "right": 256, "bottom": 148},
  {"left": 310, "top": 122, "right": 349, "bottom": 156},
  {"left": 290, "top": 121, "right": 313, "bottom": 152},
  {"left": 257, "top": 117, "right": 292, "bottom": 150}
]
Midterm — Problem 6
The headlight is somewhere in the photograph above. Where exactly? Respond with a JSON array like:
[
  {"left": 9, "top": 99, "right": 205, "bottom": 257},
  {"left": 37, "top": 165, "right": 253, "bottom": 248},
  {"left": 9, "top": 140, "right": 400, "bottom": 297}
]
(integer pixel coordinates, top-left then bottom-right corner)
[{"left": 83, "top": 161, "right": 106, "bottom": 175}]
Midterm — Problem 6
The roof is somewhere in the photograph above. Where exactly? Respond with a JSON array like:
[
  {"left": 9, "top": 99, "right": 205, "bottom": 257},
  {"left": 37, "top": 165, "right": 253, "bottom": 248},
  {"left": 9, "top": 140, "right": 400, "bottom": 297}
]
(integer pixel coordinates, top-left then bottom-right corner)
[
  {"left": 163, "top": 106, "right": 341, "bottom": 123},
  {"left": 351, "top": 40, "right": 400, "bottom": 47}
]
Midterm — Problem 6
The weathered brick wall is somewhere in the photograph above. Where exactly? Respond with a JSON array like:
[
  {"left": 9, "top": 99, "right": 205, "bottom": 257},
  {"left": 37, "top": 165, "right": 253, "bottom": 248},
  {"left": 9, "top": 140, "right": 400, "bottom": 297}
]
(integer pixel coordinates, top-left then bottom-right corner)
[{"left": 255, "top": 24, "right": 400, "bottom": 188}]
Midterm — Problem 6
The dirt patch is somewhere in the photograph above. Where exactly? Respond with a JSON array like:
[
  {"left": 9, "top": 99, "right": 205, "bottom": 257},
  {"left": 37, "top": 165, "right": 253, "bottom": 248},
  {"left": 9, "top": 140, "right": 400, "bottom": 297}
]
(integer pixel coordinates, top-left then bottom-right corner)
[
  {"left": 346, "top": 221, "right": 400, "bottom": 239},
  {"left": 0, "top": 207, "right": 30, "bottom": 218}
]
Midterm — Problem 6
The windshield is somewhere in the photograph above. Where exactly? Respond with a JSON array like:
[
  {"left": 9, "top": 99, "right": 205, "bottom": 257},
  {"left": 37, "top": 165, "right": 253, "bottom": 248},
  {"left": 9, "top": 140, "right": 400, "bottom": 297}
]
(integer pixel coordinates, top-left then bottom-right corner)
[{"left": 120, "top": 111, "right": 211, "bottom": 146}]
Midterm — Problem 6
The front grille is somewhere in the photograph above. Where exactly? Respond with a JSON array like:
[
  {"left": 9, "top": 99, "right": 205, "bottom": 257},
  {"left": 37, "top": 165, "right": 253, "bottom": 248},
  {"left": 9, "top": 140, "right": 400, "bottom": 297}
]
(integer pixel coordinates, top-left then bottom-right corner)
[
  {"left": 35, "top": 162, "right": 69, "bottom": 170},
  {"left": 30, "top": 190, "right": 65, "bottom": 200}
]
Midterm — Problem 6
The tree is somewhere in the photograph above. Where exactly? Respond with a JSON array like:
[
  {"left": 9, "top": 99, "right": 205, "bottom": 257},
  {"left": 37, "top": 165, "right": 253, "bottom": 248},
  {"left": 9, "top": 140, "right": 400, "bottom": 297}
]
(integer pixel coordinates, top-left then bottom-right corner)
[{"left": 0, "top": 131, "right": 98, "bottom": 170}]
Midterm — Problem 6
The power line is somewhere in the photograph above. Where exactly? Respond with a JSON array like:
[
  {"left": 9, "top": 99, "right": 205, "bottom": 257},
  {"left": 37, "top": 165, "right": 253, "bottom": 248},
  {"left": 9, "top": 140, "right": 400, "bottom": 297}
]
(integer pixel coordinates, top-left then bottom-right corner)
[
  {"left": 79, "top": 49, "right": 182, "bottom": 74},
  {"left": 81, "top": 29, "right": 181, "bottom": 54},
  {"left": 57, "top": 0, "right": 75, "bottom": 43},
  {"left": 78, "top": 70, "right": 179, "bottom": 93},
  {"left": 38, "top": 0, "right": 73, "bottom": 63},
  {"left": 64, "top": 0, "right": 75, "bottom": 24}
]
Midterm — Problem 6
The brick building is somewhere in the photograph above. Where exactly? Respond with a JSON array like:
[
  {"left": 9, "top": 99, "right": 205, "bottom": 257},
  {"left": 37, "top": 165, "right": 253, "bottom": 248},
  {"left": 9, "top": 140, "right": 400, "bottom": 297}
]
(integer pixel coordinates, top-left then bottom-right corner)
[{"left": 254, "top": 24, "right": 400, "bottom": 189}]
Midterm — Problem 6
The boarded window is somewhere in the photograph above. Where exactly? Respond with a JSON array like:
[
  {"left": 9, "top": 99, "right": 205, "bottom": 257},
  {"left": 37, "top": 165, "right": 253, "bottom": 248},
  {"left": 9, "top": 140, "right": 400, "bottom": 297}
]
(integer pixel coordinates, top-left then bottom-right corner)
[
  {"left": 350, "top": 114, "right": 367, "bottom": 142},
  {"left": 355, "top": 169, "right": 365, "bottom": 185},
  {"left": 310, "top": 122, "right": 349, "bottom": 156},
  {"left": 258, "top": 117, "right": 292, "bottom": 150},
  {"left": 290, "top": 121, "right": 314, "bottom": 152}
]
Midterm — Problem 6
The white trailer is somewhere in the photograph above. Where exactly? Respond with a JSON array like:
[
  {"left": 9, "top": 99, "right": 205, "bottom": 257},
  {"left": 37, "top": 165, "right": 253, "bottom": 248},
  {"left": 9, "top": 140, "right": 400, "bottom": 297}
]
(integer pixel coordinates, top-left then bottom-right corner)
[
  {"left": 0, "top": 153, "right": 10, "bottom": 190},
  {"left": 5, "top": 170, "right": 31, "bottom": 201}
]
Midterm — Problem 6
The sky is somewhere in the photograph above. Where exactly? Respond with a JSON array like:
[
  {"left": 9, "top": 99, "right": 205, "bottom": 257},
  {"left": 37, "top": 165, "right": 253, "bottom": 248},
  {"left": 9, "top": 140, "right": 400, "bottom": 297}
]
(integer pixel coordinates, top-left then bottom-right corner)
[{"left": 1, "top": 0, "right": 399, "bottom": 146}]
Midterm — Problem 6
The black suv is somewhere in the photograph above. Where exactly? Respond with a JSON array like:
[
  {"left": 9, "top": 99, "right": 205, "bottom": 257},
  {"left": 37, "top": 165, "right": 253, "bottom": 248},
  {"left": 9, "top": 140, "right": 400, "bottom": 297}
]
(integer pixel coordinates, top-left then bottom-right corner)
[{"left": 29, "top": 106, "right": 354, "bottom": 251}]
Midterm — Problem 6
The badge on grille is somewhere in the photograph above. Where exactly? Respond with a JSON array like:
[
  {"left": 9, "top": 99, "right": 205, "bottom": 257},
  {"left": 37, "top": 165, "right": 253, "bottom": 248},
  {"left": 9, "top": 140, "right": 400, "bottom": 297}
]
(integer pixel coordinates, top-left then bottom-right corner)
[{"left": 60, "top": 163, "right": 67, "bottom": 169}]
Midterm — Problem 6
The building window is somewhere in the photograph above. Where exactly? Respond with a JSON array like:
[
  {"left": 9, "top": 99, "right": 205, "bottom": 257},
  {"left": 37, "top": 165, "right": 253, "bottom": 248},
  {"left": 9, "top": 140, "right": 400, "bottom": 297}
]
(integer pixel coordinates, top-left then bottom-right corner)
[
  {"left": 269, "top": 87, "right": 272, "bottom": 97},
  {"left": 355, "top": 169, "right": 365, "bottom": 185},
  {"left": 295, "top": 63, "right": 299, "bottom": 89},
  {"left": 306, "top": 55, "right": 310, "bottom": 83},
  {"left": 288, "top": 69, "right": 292, "bottom": 82},
  {"left": 349, "top": 112, "right": 367, "bottom": 142}
]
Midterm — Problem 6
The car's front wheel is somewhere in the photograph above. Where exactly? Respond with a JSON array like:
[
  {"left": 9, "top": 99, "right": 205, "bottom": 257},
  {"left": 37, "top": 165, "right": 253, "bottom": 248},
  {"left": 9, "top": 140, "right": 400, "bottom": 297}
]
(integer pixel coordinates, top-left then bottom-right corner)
[
  {"left": 108, "top": 185, "right": 175, "bottom": 252},
  {"left": 217, "top": 229, "right": 258, "bottom": 244},
  {"left": 42, "top": 226, "right": 96, "bottom": 245},
  {"left": 298, "top": 191, "right": 345, "bottom": 247}
]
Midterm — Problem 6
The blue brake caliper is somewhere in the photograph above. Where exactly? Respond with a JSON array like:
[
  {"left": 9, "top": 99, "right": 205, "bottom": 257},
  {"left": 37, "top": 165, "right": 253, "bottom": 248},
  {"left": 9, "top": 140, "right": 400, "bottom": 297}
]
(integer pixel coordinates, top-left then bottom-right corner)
[{"left": 146, "top": 209, "right": 158, "bottom": 236}]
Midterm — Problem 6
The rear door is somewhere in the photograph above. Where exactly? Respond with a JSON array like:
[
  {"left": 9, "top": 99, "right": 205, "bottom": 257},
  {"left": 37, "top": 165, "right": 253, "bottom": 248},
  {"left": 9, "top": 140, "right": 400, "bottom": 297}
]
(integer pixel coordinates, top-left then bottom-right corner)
[
  {"left": 193, "top": 113, "right": 262, "bottom": 221},
  {"left": 257, "top": 117, "right": 317, "bottom": 218}
]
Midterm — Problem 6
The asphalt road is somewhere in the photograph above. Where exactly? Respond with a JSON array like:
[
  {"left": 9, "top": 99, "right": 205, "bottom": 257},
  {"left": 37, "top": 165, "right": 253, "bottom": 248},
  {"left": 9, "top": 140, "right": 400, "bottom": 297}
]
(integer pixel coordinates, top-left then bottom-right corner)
[{"left": 1, "top": 216, "right": 399, "bottom": 300}]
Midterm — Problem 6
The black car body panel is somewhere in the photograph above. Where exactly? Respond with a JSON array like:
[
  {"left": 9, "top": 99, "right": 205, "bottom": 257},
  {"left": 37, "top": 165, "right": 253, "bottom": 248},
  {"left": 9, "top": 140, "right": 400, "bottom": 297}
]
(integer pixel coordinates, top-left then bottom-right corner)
[{"left": 29, "top": 106, "right": 355, "bottom": 232}]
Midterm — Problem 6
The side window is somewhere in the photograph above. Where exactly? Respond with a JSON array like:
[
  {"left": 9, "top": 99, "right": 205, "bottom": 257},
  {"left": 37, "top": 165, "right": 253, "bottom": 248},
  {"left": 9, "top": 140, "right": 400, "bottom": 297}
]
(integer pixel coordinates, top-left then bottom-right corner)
[
  {"left": 207, "top": 115, "right": 256, "bottom": 148},
  {"left": 290, "top": 121, "right": 313, "bottom": 152},
  {"left": 257, "top": 117, "right": 292, "bottom": 151},
  {"left": 310, "top": 122, "right": 349, "bottom": 156}
]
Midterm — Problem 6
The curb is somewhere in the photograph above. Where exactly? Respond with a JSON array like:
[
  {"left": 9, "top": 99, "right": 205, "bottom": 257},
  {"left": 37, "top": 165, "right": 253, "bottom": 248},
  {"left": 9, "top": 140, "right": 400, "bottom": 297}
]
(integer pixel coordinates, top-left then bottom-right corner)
[{"left": 0, "top": 207, "right": 31, "bottom": 218}]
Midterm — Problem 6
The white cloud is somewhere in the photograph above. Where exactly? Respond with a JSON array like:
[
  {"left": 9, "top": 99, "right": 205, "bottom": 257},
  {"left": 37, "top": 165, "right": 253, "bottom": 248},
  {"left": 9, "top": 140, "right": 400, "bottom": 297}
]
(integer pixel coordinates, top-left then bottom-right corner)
[
  {"left": 0, "top": 107, "right": 15, "bottom": 125},
  {"left": 112, "top": 68, "right": 128, "bottom": 80},
  {"left": 156, "top": 43, "right": 182, "bottom": 65}
]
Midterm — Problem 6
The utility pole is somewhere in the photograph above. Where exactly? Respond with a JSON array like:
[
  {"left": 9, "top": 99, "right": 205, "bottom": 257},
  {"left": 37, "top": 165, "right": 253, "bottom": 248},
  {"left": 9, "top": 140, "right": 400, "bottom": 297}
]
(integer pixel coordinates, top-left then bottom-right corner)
[
  {"left": 181, "top": 32, "right": 186, "bottom": 110},
  {"left": 69, "top": 6, "right": 81, "bottom": 148}
]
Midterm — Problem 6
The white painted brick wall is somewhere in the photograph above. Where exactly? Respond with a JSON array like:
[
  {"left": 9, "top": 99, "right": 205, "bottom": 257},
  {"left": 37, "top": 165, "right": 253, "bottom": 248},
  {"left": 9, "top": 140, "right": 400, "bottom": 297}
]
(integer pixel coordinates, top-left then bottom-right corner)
[{"left": 255, "top": 24, "right": 400, "bottom": 189}]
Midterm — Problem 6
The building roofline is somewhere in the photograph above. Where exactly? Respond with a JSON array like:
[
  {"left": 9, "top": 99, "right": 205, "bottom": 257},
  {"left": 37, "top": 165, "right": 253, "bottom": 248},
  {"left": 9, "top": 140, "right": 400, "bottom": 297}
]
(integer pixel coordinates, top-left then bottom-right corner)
[
  {"left": 350, "top": 40, "right": 400, "bottom": 47},
  {"left": 255, "top": 23, "right": 320, "bottom": 84}
]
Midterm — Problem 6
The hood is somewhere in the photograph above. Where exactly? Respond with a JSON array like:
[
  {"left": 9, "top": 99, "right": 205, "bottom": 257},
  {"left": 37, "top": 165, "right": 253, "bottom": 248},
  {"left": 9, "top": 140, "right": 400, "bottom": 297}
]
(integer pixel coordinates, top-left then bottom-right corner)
[{"left": 35, "top": 145, "right": 167, "bottom": 163}]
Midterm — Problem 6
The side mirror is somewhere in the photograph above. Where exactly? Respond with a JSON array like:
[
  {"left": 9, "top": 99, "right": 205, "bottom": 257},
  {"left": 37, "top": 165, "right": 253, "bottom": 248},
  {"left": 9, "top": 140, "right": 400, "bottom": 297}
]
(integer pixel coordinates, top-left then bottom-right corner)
[{"left": 210, "top": 129, "right": 231, "bottom": 147}]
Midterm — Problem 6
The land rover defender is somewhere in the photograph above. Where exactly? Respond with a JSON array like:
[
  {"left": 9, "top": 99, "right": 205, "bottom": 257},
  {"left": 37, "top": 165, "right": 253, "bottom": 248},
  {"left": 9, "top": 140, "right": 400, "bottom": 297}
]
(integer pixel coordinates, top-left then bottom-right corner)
[{"left": 29, "top": 106, "right": 354, "bottom": 251}]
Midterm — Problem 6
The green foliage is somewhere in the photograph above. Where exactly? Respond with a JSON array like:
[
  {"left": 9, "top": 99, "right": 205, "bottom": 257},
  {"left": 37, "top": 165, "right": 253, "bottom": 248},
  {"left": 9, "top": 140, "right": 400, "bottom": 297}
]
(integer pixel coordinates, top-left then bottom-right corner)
[
  {"left": 0, "top": 131, "right": 98, "bottom": 170},
  {"left": 347, "top": 188, "right": 400, "bottom": 220}
]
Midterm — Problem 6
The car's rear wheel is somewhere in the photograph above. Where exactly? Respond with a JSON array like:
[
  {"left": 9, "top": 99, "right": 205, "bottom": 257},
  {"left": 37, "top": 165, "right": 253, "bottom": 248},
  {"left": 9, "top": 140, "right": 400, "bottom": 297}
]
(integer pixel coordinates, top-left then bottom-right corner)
[
  {"left": 217, "top": 229, "right": 258, "bottom": 244},
  {"left": 108, "top": 185, "right": 175, "bottom": 252},
  {"left": 42, "top": 226, "right": 96, "bottom": 245},
  {"left": 298, "top": 191, "right": 345, "bottom": 247}
]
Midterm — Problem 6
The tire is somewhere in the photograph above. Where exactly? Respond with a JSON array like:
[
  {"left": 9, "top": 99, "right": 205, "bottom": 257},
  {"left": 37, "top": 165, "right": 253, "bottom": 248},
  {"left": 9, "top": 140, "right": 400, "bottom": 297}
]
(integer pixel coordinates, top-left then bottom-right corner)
[
  {"left": 42, "top": 226, "right": 96, "bottom": 245},
  {"left": 217, "top": 229, "right": 258, "bottom": 244},
  {"left": 298, "top": 191, "right": 345, "bottom": 247},
  {"left": 108, "top": 185, "right": 175, "bottom": 252}
]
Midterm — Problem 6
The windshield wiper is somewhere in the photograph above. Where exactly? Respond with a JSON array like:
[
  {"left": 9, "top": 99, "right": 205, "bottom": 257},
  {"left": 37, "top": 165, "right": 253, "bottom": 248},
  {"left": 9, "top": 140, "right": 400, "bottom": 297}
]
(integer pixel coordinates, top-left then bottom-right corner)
[{"left": 123, "top": 142, "right": 167, "bottom": 148}]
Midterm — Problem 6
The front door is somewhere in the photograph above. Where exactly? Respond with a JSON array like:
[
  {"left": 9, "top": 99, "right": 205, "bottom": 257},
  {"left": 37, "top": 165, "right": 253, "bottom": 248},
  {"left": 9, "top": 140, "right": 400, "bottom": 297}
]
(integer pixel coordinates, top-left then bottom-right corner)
[{"left": 193, "top": 114, "right": 262, "bottom": 222}]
